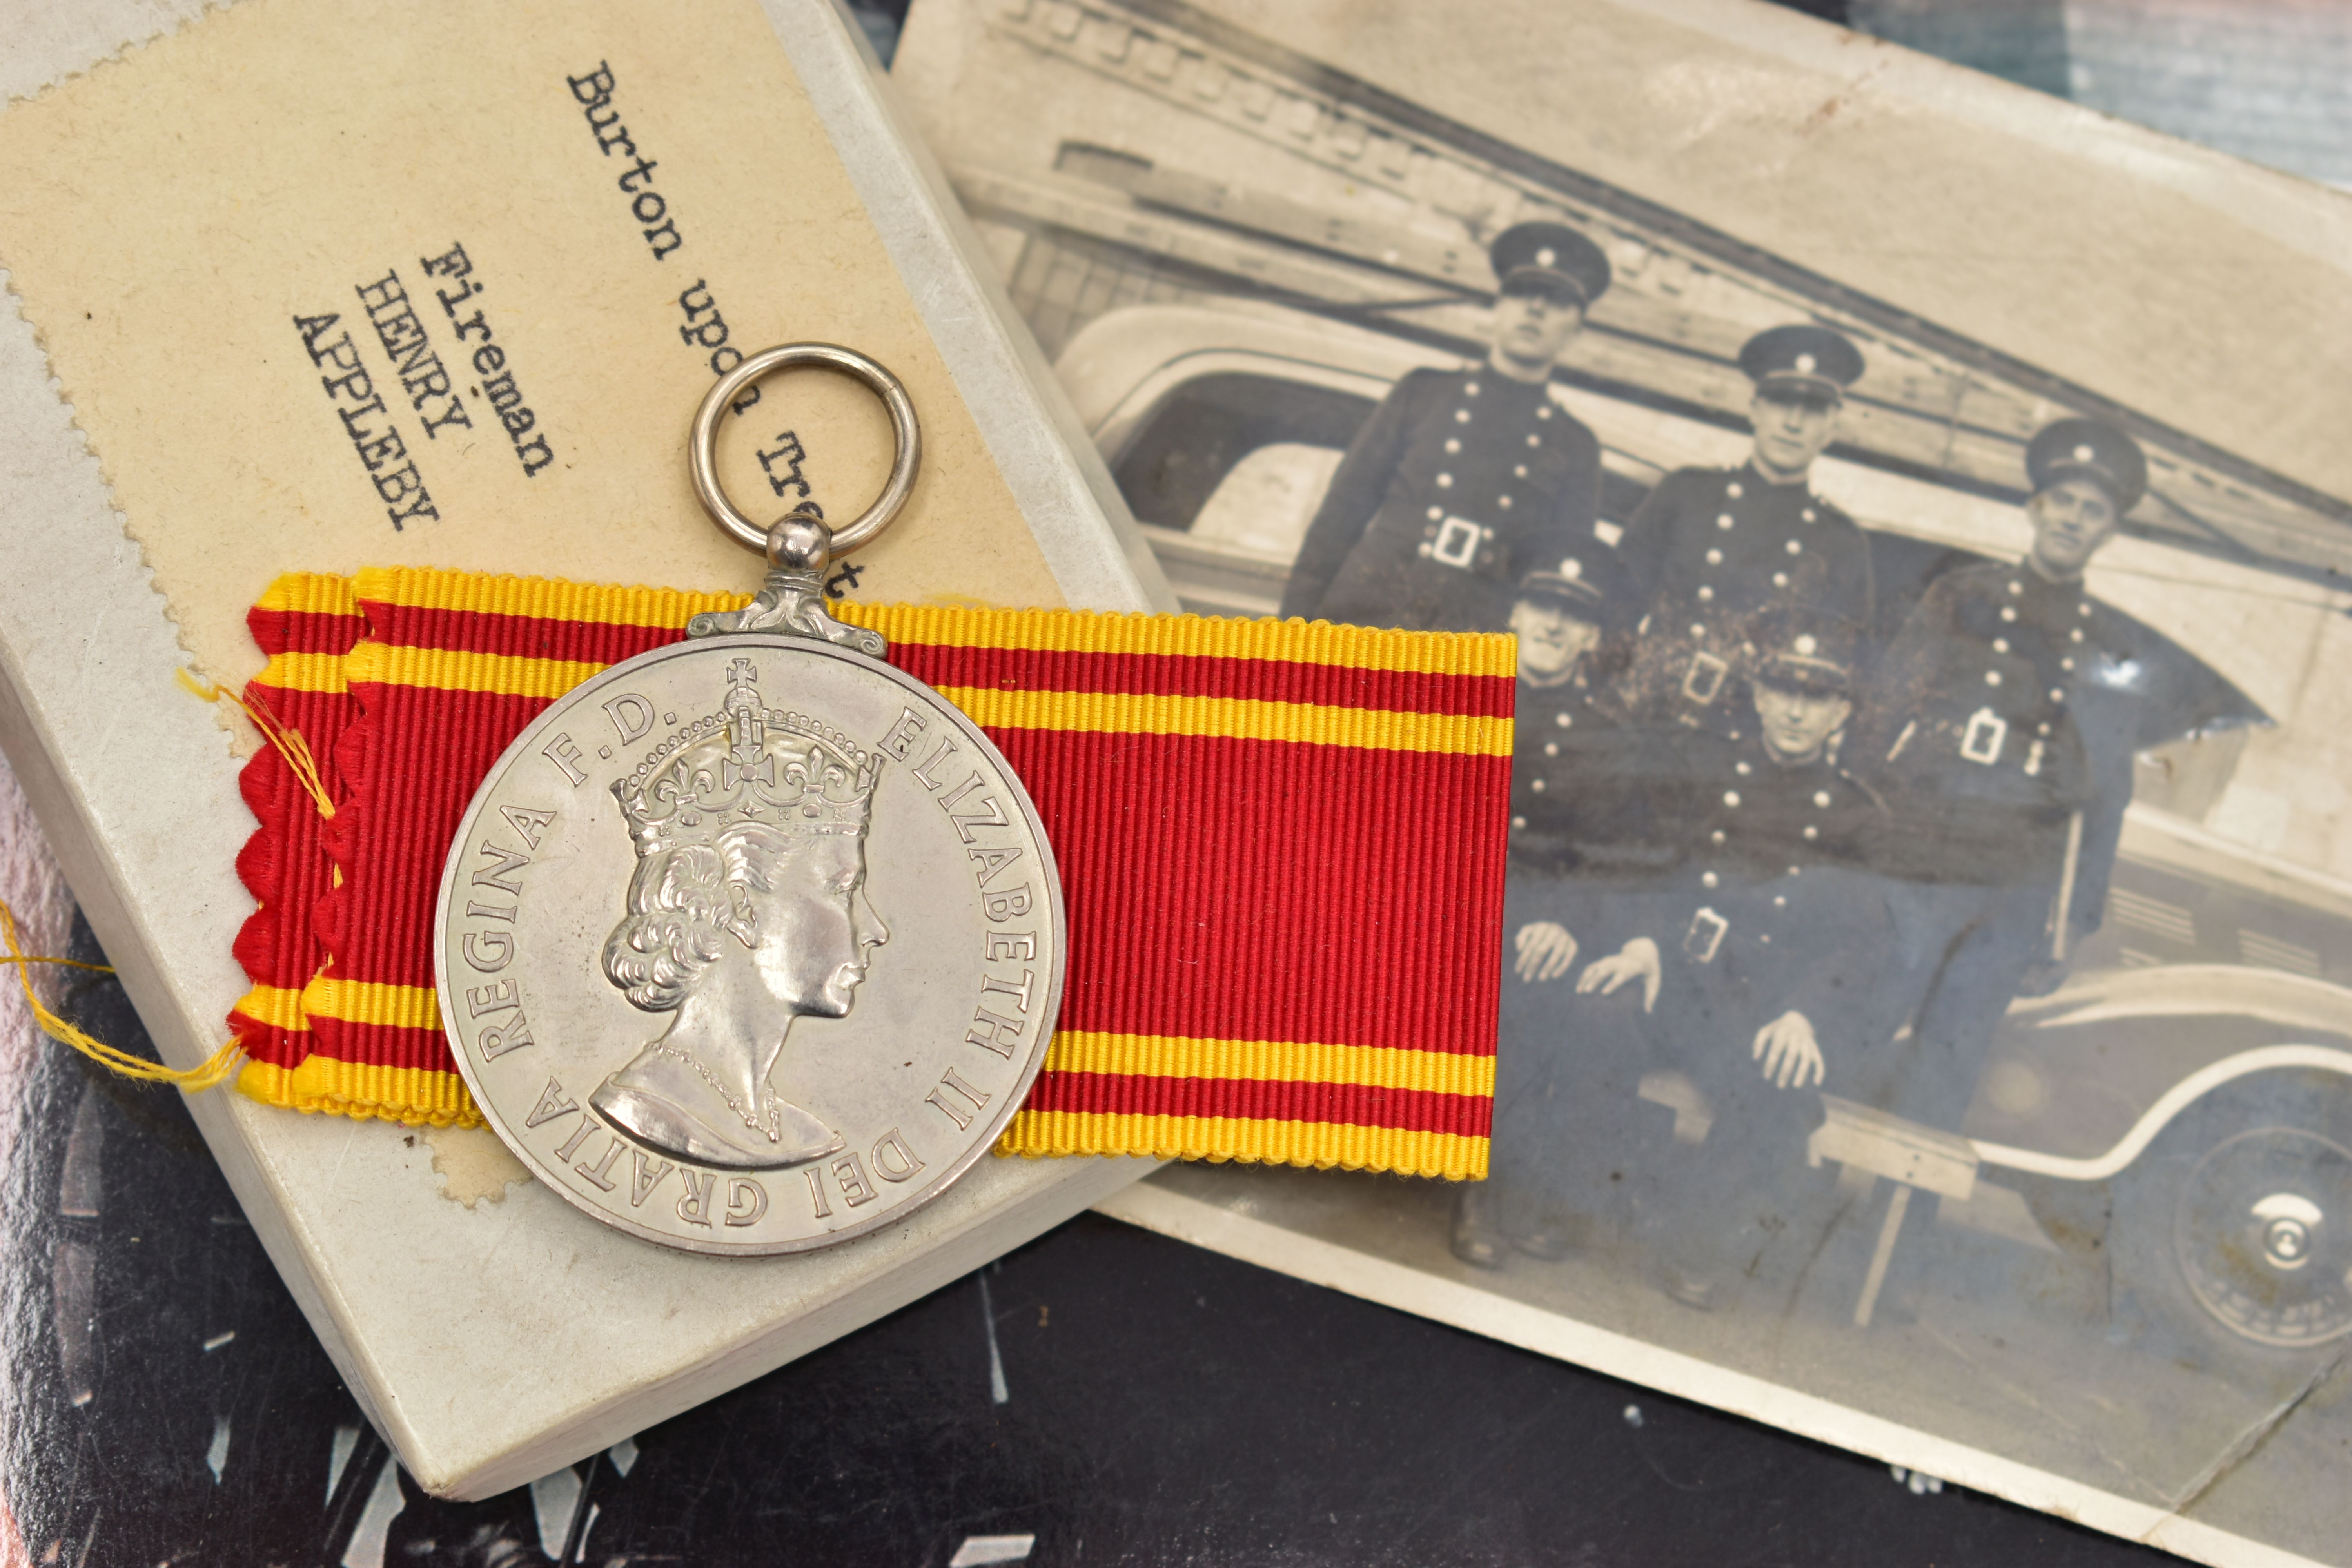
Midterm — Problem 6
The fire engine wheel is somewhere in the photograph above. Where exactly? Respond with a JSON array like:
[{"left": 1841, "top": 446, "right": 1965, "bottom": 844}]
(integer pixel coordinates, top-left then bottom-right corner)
[{"left": 2170, "top": 1126, "right": 2352, "bottom": 1350}]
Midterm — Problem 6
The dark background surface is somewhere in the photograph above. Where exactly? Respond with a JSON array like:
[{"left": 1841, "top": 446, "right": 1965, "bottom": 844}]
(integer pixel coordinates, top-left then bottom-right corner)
[{"left": 2, "top": 918, "right": 2181, "bottom": 1568}]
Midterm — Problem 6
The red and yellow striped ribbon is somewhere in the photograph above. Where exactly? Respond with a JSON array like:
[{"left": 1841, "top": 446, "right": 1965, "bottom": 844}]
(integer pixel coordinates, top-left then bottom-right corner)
[{"left": 229, "top": 568, "right": 1514, "bottom": 1178}]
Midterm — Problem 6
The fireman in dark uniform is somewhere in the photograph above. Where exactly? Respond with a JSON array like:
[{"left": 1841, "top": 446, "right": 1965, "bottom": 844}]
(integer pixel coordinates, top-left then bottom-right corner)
[
  {"left": 1500, "top": 565, "right": 1693, "bottom": 893},
  {"left": 1279, "top": 221, "right": 1609, "bottom": 632},
  {"left": 1577, "top": 608, "right": 1891, "bottom": 1307},
  {"left": 1854, "top": 417, "right": 2152, "bottom": 1133},
  {"left": 1458, "top": 551, "right": 1691, "bottom": 1267},
  {"left": 1617, "top": 324, "right": 1874, "bottom": 733}
]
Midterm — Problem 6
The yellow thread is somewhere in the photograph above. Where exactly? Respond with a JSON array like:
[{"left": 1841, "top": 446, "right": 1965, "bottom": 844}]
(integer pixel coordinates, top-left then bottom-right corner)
[
  {"left": 0, "top": 954, "right": 111, "bottom": 975},
  {"left": 176, "top": 668, "right": 336, "bottom": 820},
  {"left": 0, "top": 898, "right": 243, "bottom": 1092}
]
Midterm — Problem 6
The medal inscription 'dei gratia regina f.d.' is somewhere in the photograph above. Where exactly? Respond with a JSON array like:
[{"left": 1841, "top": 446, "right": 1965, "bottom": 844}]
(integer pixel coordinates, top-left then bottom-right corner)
[{"left": 432, "top": 345, "right": 1065, "bottom": 1255}]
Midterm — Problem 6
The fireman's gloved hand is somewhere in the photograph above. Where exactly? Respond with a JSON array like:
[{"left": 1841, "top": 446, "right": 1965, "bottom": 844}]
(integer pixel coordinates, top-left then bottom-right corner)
[
  {"left": 1577, "top": 937, "right": 1661, "bottom": 1013},
  {"left": 1753, "top": 1010, "right": 1826, "bottom": 1090},
  {"left": 1512, "top": 920, "right": 1581, "bottom": 983}
]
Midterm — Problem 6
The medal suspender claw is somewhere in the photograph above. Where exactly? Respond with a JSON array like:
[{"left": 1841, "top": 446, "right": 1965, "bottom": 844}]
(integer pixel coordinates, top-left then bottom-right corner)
[{"left": 433, "top": 345, "right": 1067, "bottom": 1255}]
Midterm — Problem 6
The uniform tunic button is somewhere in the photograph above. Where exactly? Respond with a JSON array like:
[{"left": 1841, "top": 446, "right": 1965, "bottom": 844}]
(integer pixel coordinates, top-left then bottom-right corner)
[
  {"left": 1710, "top": 829, "right": 1726, "bottom": 844},
  {"left": 2070, "top": 628, "right": 2085, "bottom": 642},
  {"left": 1774, "top": 895, "right": 1788, "bottom": 907},
  {"left": 1436, "top": 472, "right": 1454, "bottom": 488},
  {"left": 1444, "top": 439, "right": 1461, "bottom": 455},
  {"left": 1727, "top": 483, "right": 1744, "bottom": 499},
  {"left": 1813, "top": 791, "right": 1832, "bottom": 807},
  {"left": 1697, "top": 585, "right": 1715, "bottom": 601},
  {"left": 1993, "top": 638, "right": 2009, "bottom": 653},
  {"left": 1454, "top": 410, "right": 1472, "bottom": 424},
  {"left": 1716, "top": 515, "right": 1735, "bottom": 530},
  {"left": 1498, "top": 495, "right": 1514, "bottom": 509},
  {"left": 1760, "top": 933, "right": 1773, "bottom": 944},
  {"left": 2079, "top": 603, "right": 2092, "bottom": 617},
  {"left": 1530, "top": 778, "right": 1546, "bottom": 792},
  {"left": 1787, "top": 865, "right": 1802, "bottom": 877},
  {"left": 2001, "top": 607, "right": 2019, "bottom": 622},
  {"left": 2038, "top": 722, "right": 2051, "bottom": 736},
  {"left": 1514, "top": 464, "right": 1529, "bottom": 479},
  {"left": 1555, "top": 712, "right": 1572, "bottom": 727},
  {"left": 1465, "top": 381, "right": 1481, "bottom": 397},
  {"left": 1802, "top": 826, "right": 1818, "bottom": 841},
  {"left": 1527, "top": 434, "right": 1542, "bottom": 448},
  {"left": 1771, "top": 572, "right": 1789, "bottom": 588},
  {"left": 1985, "top": 671, "right": 2003, "bottom": 686},
  {"left": 1785, "top": 539, "right": 1802, "bottom": 555},
  {"left": 1705, "top": 548, "right": 1723, "bottom": 565},
  {"left": 1537, "top": 405, "right": 1552, "bottom": 420},
  {"left": 1722, "top": 790, "right": 1741, "bottom": 807},
  {"left": 1702, "top": 871, "right": 1720, "bottom": 889},
  {"left": 1427, "top": 506, "right": 1444, "bottom": 521},
  {"left": 1689, "top": 624, "right": 1708, "bottom": 639},
  {"left": 1800, "top": 509, "right": 1817, "bottom": 524},
  {"left": 2061, "top": 657, "right": 2075, "bottom": 671},
  {"left": 1544, "top": 742, "right": 1559, "bottom": 757},
  {"left": 1735, "top": 761, "right": 1753, "bottom": 775},
  {"left": 2050, "top": 688, "right": 2066, "bottom": 702},
  {"left": 2008, "top": 579, "right": 2024, "bottom": 596},
  {"left": 1512, "top": 815, "right": 1527, "bottom": 829}
]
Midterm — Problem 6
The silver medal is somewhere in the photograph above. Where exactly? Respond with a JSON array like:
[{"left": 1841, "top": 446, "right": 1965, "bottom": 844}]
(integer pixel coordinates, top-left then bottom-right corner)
[{"left": 434, "top": 346, "right": 1065, "bottom": 1254}]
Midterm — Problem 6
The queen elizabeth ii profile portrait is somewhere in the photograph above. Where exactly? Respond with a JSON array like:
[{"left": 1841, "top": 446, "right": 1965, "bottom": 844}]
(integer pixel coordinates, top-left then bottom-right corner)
[{"left": 590, "top": 659, "right": 891, "bottom": 1170}]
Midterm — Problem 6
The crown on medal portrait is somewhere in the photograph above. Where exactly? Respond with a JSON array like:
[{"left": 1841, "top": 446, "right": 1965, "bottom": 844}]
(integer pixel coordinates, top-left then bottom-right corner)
[{"left": 613, "top": 659, "right": 882, "bottom": 856}]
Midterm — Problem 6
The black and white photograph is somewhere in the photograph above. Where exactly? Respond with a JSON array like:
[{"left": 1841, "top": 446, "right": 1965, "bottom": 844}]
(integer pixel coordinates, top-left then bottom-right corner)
[{"left": 895, "top": 1, "right": 2352, "bottom": 1561}]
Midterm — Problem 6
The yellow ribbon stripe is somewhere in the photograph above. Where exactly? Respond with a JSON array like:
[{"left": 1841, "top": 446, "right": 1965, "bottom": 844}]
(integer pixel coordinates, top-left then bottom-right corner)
[
  {"left": 836, "top": 601, "right": 1516, "bottom": 679},
  {"left": 241, "top": 1056, "right": 481, "bottom": 1128},
  {"left": 302, "top": 976, "right": 441, "bottom": 1032},
  {"left": 1042, "top": 1031, "right": 1495, "bottom": 1098},
  {"left": 936, "top": 685, "right": 1510, "bottom": 757},
  {"left": 353, "top": 565, "right": 748, "bottom": 630},
  {"left": 256, "top": 572, "right": 360, "bottom": 618},
  {"left": 232, "top": 984, "right": 310, "bottom": 1033},
  {"left": 344, "top": 641, "right": 608, "bottom": 700},
  {"left": 332, "top": 653, "right": 1509, "bottom": 754},
  {"left": 254, "top": 650, "right": 352, "bottom": 695},
  {"left": 1001, "top": 1109, "right": 1487, "bottom": 1180}
]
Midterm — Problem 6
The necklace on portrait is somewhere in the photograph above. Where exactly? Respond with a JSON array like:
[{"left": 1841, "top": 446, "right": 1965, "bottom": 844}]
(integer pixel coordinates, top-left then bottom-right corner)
[{"left": 653, "top": 1038, "right": 785, "bottom": 1144}]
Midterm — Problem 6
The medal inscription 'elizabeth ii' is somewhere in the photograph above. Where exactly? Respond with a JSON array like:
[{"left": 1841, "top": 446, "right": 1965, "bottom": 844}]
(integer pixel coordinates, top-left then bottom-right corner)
[{"left": 590, "top": 658, "right": 892, "bottom": 1171}]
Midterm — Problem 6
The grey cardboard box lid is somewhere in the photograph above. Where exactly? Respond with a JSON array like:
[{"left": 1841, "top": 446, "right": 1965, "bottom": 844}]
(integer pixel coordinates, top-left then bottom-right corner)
[{"left": 0, "top": 0, "right": 1169, "bottom": 1500}]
